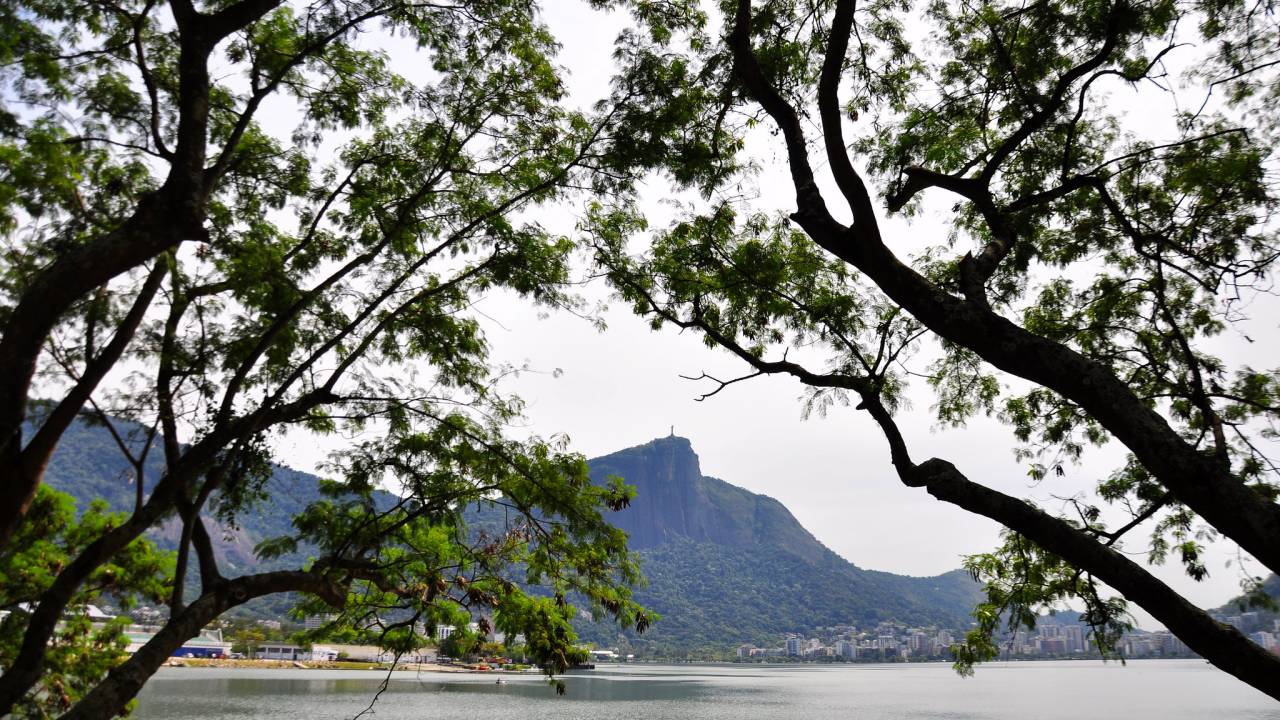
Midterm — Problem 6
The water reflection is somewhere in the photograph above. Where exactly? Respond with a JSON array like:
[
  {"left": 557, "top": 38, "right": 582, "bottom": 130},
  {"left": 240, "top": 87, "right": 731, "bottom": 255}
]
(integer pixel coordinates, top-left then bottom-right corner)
[
  {"left": 133, "top": 661, "right": 1280, "bottom": 720},
  {"left": 423, "top": 674, "right": 711, "bottom": 702}
]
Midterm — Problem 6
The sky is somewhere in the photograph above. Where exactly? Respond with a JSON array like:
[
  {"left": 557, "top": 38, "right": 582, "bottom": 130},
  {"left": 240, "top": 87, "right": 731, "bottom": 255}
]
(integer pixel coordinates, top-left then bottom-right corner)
[{"left": 274, "top": 0, "right": 1278, "bottom": 628}]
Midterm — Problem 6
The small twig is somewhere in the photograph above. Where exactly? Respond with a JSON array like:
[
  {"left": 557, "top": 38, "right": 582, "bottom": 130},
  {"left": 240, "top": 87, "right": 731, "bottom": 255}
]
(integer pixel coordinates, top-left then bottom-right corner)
[{"left": 352, "top": 649, "right": 405, "bottom": 720}]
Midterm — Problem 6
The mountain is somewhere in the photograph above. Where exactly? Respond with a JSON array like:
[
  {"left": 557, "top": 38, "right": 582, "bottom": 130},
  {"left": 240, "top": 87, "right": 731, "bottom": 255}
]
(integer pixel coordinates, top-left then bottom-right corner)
[
  {"left": 36, "top": 414, "right": 325, "bottom": 576},
  {"left": 576, "top": 436, "right": 981, "bottom": 650},
  {"left": 1212, "top": 574, "right": 1280, "bottom": 631},
  {"left": 37, "top": 416, "right": 980, "bottom": 649}
]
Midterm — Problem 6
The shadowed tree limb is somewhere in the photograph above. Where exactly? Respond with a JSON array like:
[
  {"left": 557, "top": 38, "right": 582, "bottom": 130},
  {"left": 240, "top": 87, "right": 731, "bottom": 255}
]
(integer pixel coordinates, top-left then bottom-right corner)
[
  {"left": 854, "top": 390, "right": 1280, "bottom": 702},
  {"left": 58, "top": 569, "right": 346, "bottom": 720}
]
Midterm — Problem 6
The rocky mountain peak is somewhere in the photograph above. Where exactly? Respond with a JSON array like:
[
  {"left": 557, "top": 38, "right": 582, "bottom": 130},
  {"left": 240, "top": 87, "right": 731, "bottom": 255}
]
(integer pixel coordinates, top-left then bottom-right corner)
[{"left": 589, "top": 435, "right": 827, "bottom": 564}]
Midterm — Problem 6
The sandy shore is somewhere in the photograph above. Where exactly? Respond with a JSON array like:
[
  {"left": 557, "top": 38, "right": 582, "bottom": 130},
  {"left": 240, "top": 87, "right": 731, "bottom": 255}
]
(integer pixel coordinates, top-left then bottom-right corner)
[{"left": 164, "top": 658, "right": 517, "bottom": 673}]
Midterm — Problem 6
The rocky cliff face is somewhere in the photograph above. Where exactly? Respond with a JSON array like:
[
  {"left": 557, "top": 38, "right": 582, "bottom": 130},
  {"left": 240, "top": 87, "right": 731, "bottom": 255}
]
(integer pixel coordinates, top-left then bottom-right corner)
[
  {"left": 588, "top": 436, "right": 825, "bottom": 563},
  {"left": 573, "top": 435, "right": 984, "bottom": 649}
]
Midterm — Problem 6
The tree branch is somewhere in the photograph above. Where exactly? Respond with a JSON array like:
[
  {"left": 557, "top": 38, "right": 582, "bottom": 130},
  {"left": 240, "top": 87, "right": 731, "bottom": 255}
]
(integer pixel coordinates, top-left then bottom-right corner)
[
  {"left": 817, "top": 0, "right": 880, "bottom": 235},
  {"left": 854, "top": 391, "right": 1280, "bottom": 701}
]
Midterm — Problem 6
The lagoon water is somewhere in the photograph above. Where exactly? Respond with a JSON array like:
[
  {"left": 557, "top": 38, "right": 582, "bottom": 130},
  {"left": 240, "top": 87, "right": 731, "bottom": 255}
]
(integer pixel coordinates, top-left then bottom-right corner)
[{"left": 133, "top": 660, "right": 1279, "bottom": 720}]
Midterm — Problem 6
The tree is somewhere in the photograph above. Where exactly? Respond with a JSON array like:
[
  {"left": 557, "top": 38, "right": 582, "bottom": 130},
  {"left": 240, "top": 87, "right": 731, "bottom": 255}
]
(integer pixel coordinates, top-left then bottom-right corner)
[
  {"left": 0, "top": 486, "right": 172, "bottom": 718},
  {"left": 0, "top": 1, "right": 686, "bottom": 716},
  {"left": 590, "top": 0, "right": 1280, "bottom": 700},
  {"left": 439, "top": 626, "right": 481, "bottom": 661},
  {"left": 227, "top": 624, "right": 265, "bottom": 658}
]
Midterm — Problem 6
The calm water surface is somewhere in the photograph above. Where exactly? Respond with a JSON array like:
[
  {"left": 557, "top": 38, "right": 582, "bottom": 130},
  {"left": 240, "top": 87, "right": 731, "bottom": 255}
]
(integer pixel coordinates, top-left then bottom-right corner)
[{"left": 133, "top": 660, "right": 1280, "bottom": 720}]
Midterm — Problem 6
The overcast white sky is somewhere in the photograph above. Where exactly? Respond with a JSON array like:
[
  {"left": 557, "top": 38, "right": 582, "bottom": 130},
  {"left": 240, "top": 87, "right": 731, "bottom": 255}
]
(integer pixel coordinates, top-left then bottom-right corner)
[{"left": 278, "top": 0, "right": 1276, "bottom": 628}]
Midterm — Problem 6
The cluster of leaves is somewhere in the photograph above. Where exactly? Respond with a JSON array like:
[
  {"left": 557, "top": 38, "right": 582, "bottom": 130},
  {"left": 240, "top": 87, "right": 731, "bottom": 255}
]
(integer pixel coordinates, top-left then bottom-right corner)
[
  {"left": 953, "top": 530, "right": 1130, "bottom": 675},
  {"left": 273, "top": 417, "right": 653, "bottom": 686},
  {"left": 0, "top": 487, "right": 172, "bottom": 718}
]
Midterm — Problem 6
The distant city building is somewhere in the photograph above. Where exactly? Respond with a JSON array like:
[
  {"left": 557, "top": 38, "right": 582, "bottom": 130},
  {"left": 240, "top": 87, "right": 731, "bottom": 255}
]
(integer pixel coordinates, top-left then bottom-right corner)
[
  {"left": 1249, "top": 631, "right": 1277, "bottom": 652},
  {"left": 1040, "top": 637, "right": 1067, "bottom": 655},
  {"left": 1063, "top": 625, "right": 1085, "bottom": 653},
  {"left": 304, "top": 613, "right": 336, "bottom": 630},
  {"left": 909, "top": 632, "right": 932, "bottom": 656},
  {"left": 785, "top": 636, "right": 803, "bottom": 657}
]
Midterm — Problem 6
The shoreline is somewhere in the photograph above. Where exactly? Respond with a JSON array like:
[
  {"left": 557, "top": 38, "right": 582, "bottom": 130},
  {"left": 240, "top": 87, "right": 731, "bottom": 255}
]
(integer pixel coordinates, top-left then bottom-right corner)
[{"left": 163, "top": 658, "right": 528, "bottom": 674}]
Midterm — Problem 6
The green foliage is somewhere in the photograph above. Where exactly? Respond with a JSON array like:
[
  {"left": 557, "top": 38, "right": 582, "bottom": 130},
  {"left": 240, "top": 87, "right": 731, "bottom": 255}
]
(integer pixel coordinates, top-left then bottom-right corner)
[
  {"left": 588, "top": 0, "right": 1280, "bottom": 691},
  {"left": 954, "top": 531, "right": 1130, "bottom": 676},
  {"left": 227, "top": 624, "right": 266, "bottom": 656},
  {"left": 279, "top": 419, "right": 654, "bottom": 681},
  {"left": 0, "top": 486, "right": 173, "bottom": 718},
  {"left": 439, "top": 626, "right": 482, "bottom": 660},
  {"left": 2, "top": 0, "right": 710, "bottom": 712}
]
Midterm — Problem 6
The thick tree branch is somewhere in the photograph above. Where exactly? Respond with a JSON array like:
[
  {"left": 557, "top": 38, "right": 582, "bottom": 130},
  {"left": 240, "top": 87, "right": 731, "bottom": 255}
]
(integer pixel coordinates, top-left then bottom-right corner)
[
  {"left": 855, "top": 392, "right": 1280, "bottom": 701},
  {"left": 58, "top": 569, "right": 344, "bottom": 720},
  {"left": 817, "top": 0, "right": 880, "bottom": 234},
  {"left": 0, "top": 391, "right": 334, "bottom": 717},
  {"left": 729, "top": 0, "right": 845, "bottom": 238}
]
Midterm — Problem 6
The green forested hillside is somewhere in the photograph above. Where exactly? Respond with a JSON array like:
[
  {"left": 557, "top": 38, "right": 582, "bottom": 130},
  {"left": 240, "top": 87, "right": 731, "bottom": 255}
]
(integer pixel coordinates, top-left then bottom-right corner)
[
  {"left": 572, "top": 437, "right": 981, "bottom": 652},
  {"left": 39, "top": 416, "right": 980, "bottom": 650},
  {"left": 580, "top": 540, "right": 979, "bottom": 653},
  {"left": 36, "top": 412, "right": 325, "bottom": 575}
]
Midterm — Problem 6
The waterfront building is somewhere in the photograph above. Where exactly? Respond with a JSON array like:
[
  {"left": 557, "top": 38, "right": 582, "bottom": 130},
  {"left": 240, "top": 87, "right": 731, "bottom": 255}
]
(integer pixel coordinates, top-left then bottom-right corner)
[
  {"left": 1063, "top": 625, "right": 1085, "bottom": 653},
  {"left": 785, "top": 636, "right": 803, "bottom": 657},
  {"left": 254, "top": 643, "right": 307, "bottom": 661},
  {"left": 126, "top": 627, "right": 232, "bottom": 659}
]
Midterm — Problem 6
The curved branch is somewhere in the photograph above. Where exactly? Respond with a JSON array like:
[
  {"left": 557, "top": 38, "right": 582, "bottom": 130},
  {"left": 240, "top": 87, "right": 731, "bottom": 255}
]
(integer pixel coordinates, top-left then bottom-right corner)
[
  {"left": 729, "top": 0, "right": 845, "bottom": 238},
  {"left": 58, "top": 569, "right": 344, "bottom": 720},
  {"left": 817, "top": 0, "right": 880, "bottom": 233},
  {"left": 856, "top": 392, "right": 1280, "bottom": 701}
]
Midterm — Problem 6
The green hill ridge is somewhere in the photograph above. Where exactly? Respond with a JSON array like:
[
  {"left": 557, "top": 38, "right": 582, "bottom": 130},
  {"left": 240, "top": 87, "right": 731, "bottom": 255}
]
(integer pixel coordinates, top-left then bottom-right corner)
[
  {"left": 38, "top": 416, "right": 981, "bottom": 650},
  {"left": 573, "top": 436, "right": 981, "bottom": 651}
]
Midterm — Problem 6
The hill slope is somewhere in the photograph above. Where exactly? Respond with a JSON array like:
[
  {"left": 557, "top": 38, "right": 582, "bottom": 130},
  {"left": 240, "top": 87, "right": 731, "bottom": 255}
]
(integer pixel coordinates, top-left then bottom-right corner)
[
  {"left": 38, "top": 418, "right": 980, "bottom": 648},
  {"left": 37, "top": 415, "right": 324, "bottom": 575},
  {"left": 577, "top": 436, "right": 980, "bottom": 650}
]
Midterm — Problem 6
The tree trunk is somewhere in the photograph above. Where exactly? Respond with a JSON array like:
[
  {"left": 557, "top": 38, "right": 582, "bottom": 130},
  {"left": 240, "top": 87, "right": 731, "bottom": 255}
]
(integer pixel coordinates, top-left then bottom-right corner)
[
  {"left": 0, "top": 193, "right": 200, "bottom": 552},
  {"left": 57, "top": 571, "right": 343, "bottom": 720}
]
